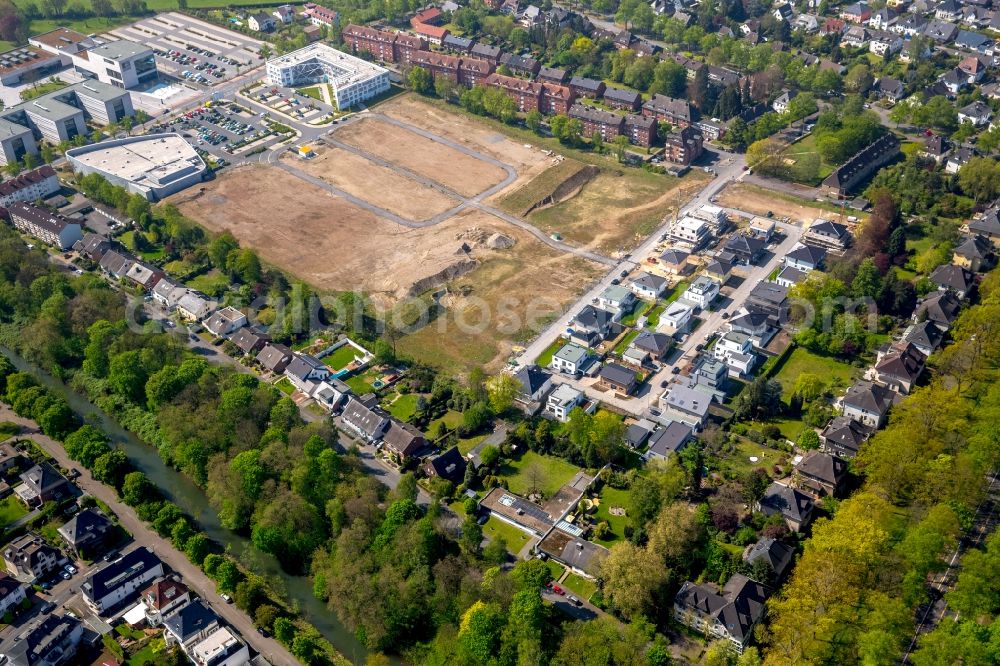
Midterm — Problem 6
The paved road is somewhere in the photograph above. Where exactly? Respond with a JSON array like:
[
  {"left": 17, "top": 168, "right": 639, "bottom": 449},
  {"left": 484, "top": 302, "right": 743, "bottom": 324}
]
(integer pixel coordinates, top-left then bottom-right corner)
[
  {"left": 901, "top": 472, "right": 1000, "bottom": 664},
  {"left": 0, "top": 405, "right": 299, "bottom": 666},
  {"left": 512, "top": 151, "right": 749, "bottom": 413}
]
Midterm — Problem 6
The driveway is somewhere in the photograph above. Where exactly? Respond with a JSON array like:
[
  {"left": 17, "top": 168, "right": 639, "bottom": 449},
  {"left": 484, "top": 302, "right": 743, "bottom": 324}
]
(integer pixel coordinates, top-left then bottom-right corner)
[{"left": 0, "top": 405, "right": 299, "bottom": 666}]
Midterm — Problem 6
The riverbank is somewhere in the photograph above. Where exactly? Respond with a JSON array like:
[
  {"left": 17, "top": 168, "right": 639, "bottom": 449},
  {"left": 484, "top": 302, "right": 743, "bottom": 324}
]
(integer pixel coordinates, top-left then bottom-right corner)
[
  {"left": 0, "top": 348, "right": 374, "bottom": 665},
  {"left": 0, "top": 402, "right": 300, "bottom": 665}
]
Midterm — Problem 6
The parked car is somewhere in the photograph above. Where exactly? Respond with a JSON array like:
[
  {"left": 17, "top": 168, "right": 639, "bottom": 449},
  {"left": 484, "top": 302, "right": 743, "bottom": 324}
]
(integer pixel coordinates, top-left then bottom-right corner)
[
  {"left": 569, "top": 595, "right": 581, "bottom": 606},
  {"left": 64, "top": 564, "right": 77, "bottom": 574},
  {"left": 221, "top": 593, "right": 233, "bottom": 603}
]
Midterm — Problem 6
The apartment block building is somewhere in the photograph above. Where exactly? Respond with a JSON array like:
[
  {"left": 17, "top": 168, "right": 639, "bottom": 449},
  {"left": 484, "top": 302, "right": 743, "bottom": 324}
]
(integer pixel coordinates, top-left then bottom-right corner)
[{"left": 7, "top": 201, "right": 82, "bottom": 250}]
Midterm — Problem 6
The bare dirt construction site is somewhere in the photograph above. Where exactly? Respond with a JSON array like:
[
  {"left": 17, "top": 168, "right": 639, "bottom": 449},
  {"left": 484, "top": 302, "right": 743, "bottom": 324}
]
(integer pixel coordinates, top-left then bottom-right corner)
[
  {"left": 173, "top": 166, "right": 602, "bottom": 371},
  {"left": 280, "top": 146, "right": 459, "bottom": 222},
  {"left": 717, "top": 182, "right": 865, "bottom": 225},
  {"left": 376, "top": 95, "right": 552, "bottom": 185},
  {"left": 394, "top": 211, "right": 605, "bottom": 372},
  {"left": 336, "top": 116, "right": 510, "bottom": 198}
]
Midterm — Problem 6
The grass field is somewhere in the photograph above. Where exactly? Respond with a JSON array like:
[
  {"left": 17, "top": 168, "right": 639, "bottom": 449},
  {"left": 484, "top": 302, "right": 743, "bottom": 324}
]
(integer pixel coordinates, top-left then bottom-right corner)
[
  {"left": 344, "top": 370, "right": 377, "bottom": 395},
  {"left": 612, "top": 329, "right": 639, "bottom": 355},
  {"left": 483, "top": 516, "right": 532, "bottom": 555},
  {"left": 534, "top": 337, "right": 567, "bottom": 368},
  {"left": 784, "top": 134, "right": 835, "bottom": 184},
  {"left": 500, "top": 451, "right": 581, "bottom": 498},
  {"left": 274, "top": 377, "right": 295, "bottom": 395},
  {"left": 497, "top": 158, "right": 590, "bottom": 216},
  {"left": 19, "top": 79, "right": 68, "bottom": 101},
  {"left": 0, "top": 496, "right": 27, "bottom": 527},
  {"left": 715, "top": 438, "right": 786, "bottom": 478},
  {"left": 592, "top": 485, "right": 630, "bottom": 547},
  {"left": 322, "top": 344, "right": 358, "bottom": 372},
  {"left": 185, "top": 270, "right": 230, "bottom": 297},
  {"left": 644, "top": 302, "right": 665, "bottom": 328},
  {"left": 386, "top": 393, "right": 420, "bottom": 422},
  {"left": 458, "top": 434, "right": 486, "bottom": 455},
  {"left": 772, "top": 346, "right": 858, "bottom": 398},
  {"left": 561, "top": 573, "right": 598, "bottom": 601},
  {"left": 297, "top": 85, "right": 325, "bottom": 101},
  {"left": 771, "top": 414, "right": 810, "bottom": 441},
  {"left": 527, "top": 168, "right": 708, "bottom": 253},
  {"left": 663, "top": 281, "right": 688, "bottom": 304},
  {"left": 427, "top": 410, "right": 464, "bottom": 434},
  {"left": 126, "top": 637, "right": 167, "bottom": 666}
]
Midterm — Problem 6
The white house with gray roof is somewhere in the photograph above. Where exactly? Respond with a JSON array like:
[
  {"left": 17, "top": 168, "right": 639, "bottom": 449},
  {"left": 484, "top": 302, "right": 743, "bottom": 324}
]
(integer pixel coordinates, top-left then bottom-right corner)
[
  {"left": 550, "top": 342, "right": 593, "bottom": 376},
  {"left": 659, "top": 380, "right": 714, "bottom": 428},
  {"left": 680, "top": 275, "right": 720, "bottom": 310},
  {"left": 630, "top": 272, "right": 667, "bottom": 299}
]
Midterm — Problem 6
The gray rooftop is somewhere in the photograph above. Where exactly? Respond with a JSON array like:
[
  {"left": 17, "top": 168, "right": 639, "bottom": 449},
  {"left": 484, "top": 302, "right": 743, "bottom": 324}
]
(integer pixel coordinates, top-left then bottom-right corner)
[{"left": 86, "top": 39, "right": 150, "bottom": 60}]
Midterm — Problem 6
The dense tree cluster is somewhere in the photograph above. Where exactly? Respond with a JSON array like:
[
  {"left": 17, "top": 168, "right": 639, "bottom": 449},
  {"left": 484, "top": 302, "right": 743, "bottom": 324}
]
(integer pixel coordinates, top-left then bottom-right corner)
[{"left": 763, "top": 272, "right": 1000, "bottom": 664}]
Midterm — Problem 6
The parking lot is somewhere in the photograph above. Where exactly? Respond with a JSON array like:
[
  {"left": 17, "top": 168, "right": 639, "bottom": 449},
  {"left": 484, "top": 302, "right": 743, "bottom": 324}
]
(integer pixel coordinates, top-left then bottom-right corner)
[
  {"left": 106, "top": 12, "right": 264, "bottom": 87},
  {"left": 245, "top": 81, "right": 338, "bottom": 122},
  {"left": 147, "top": 99, "right": 293, "bottom": 164}
]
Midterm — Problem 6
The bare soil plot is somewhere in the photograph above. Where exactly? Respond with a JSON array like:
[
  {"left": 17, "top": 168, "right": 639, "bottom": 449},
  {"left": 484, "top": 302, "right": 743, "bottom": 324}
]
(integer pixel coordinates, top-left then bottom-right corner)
[
  {"left": 717, "top": 182, "right": 863, "bottom": 225},
  {"left": 336, "top": 117, "right": 507, "bottom": 198},
  {"left": 396, "top": 210, "right": 604, "bottom": 373},
  {"left": 172, "top": 167, "right": 504, "bottom": 303},
  {"left": 376, "top": 95, "right": 547, "bottom": 173},
  {"left": 526, "top": 169, "right": 711, "bottom": 254},
  {"left": 282, "top": 147, "right": 459, "bottom": 221}
]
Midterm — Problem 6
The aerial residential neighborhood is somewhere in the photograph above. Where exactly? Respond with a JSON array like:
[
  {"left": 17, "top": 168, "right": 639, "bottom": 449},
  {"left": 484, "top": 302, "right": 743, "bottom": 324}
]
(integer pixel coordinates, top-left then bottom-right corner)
[{"left": 0, "top": 0, "right": 991, "bottom": 662}]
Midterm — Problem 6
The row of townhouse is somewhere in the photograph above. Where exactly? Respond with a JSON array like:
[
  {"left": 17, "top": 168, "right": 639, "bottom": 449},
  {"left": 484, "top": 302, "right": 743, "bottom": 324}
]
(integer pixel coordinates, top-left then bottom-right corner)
[{"left": 567, "top": 104, "right": 659, "bottom": 149}]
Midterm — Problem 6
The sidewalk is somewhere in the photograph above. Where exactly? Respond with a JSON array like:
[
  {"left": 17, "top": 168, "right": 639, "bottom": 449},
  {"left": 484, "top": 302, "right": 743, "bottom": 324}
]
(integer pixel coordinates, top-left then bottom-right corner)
[{"left": 0, "top": 405, "right": 299, "bottom": 666}]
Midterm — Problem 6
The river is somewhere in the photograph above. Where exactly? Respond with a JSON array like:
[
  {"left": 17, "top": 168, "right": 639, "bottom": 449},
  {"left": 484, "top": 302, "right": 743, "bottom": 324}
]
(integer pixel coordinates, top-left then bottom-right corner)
[{"left": 1, "top": 347, "right": 379, "bottom": 666}]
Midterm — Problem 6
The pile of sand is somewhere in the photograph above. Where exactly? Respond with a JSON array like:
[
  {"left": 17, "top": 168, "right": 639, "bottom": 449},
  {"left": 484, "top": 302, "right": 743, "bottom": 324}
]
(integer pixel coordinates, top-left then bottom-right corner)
[{"left": 486, "top": 232, "right": 516, "bottom": 250}]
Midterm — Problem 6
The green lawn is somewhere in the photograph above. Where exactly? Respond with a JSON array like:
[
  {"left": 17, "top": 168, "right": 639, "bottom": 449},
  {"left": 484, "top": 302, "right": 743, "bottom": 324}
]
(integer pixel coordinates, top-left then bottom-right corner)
[
  {"left": 483, "top": 516, "right": 532, "bottom": 556},
  {"left": 186, "top": 270, "right": 230, "bottom": 297},
  {"left": 771, "top": 346, "right": 858, "bottom": 399},
  {"left": 386, "top": 393, "right": 420, "bottom": 422},
  {"left": 534, "top": 337, "right": 567, "bottom": 368},
  {"left": 26, "top": 15, "right": 141, "bottom": 37},
  {"left": 592, "top": 485, "right": 630, "bottom": 547},
  {"left": 612, "top": 329, "right": 639, "bottom": 355},
  {"left": 118, "top": 230, "right": 164, "bottom": 261},
  {"left": 714, "top": 438, "right": 786, "bottom": 478},
  {"left": 322, "top": 344, "right": 358, "bottom": 371},
  {"left": 644, "top": 302, "right": 665, "bottom": 328},
  {"left": 297, "top": 85, "right": 325, "bottom": 101},
  {"left": 428, "top": 410, "right": 464, "bottom": 432},
  {"left": 344, "top": 370, "right": 377, "bottom": 395},
  {"left": 0, "top": 496, "right": 27, "bottom": 527},
  {"left": 458, "top": 434, "right": 486, "bottom": 455},
  {"left": 545, "top": 559, "right": 565, "bottom": 582},
  {"left": 561, "top": 573, "right": 598, "bottom": 601},
  {"left": 500, "top": 451, "right": 581, "bottom": 498},
  {"left": 770, "top": 415, "right": 810, "bottom": 441},
  {"left": 274, "top": 377, "right": 295, "bottom": 395},
  {"left": 126, "top": 637, "right": 167, "bottom": 666},
  {"left": 663, "top": 281, "right": 688, "bottom": 304},
  {"left": 620, "top": 300, "right": 650, "bottom": 328},
  {"left": 19, "top": 78, "right": 68, "bottom": 101}
]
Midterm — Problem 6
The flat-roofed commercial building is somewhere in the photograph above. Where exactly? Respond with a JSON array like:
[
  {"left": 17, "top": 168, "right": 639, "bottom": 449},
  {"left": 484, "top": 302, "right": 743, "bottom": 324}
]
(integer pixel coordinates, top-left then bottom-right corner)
[
  {"left": 0, "top": 80, "right": 134, "bottom": 160},
  {"left": 70, "top": 39, "right": 157, "bottom": 89},
  {"left": 29, "top": 27, "right": 97, "bottom": 62},
  {"left": 0, "top": 46, "right": 63, "bottom": 86},
  {"left": 266, "top": 43, "right": 389, "bottom": 109},
  {"left": 66, "top": 133, "right": 207, "bottom": 201}
]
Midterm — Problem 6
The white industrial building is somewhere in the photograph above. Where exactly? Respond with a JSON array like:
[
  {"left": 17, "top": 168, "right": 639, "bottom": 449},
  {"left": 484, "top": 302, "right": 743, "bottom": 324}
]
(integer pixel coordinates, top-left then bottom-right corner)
[
  {"left": 66, "top": 133, "right": 207, "bottom": 201},
  {"left": 69, "top": 39, "right": 157, "bottom": 89},
  {"left": 265, "top": 43, "right": 389, "bottom": 109}
]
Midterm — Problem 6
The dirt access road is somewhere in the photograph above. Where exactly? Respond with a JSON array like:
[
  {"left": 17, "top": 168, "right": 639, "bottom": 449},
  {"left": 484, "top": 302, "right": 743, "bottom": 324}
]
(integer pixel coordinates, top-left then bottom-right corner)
[{"left": 0, "top": 405, "right": 299, "bottom": 666}]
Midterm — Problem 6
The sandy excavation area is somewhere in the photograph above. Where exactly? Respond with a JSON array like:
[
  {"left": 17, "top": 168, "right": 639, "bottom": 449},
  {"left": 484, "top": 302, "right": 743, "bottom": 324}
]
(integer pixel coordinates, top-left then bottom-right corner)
[
  {"left": 281, "top": 146, "right": 459, "bottom": 222},
  {"left": 172, "top": 166, "right": 549, "bottom": 305},
  {"left": 335, "top": 116, "right": 509, "bottom": 198},
  {"left": 377, "top": 95, "right": 548, "bottom": 172}
]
